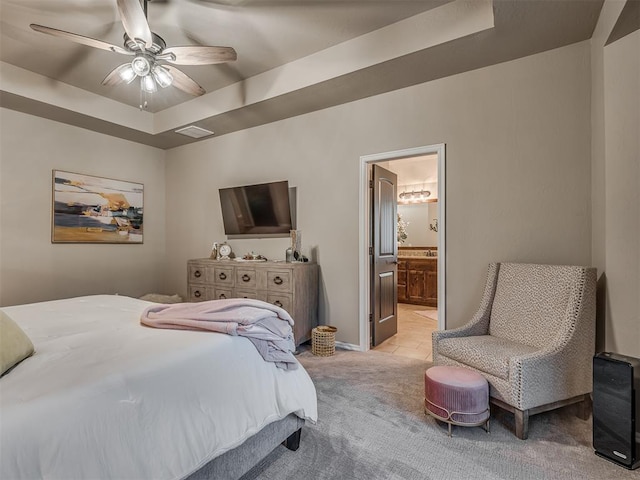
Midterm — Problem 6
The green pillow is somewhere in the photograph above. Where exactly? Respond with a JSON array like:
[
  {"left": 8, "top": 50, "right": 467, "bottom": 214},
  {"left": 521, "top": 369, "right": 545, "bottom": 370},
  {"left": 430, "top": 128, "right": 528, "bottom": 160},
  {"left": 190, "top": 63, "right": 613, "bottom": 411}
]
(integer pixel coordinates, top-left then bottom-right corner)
[{"left": 1, "top": 310, "right": 35, "bottom": 376}]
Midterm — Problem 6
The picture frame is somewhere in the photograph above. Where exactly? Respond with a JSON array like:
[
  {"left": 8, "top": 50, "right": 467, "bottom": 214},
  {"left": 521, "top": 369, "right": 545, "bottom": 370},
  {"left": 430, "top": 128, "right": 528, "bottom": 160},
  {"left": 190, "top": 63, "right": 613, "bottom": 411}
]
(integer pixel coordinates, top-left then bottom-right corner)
[{"left": 51, "top": 170, "right": 144, "bottom": 244}]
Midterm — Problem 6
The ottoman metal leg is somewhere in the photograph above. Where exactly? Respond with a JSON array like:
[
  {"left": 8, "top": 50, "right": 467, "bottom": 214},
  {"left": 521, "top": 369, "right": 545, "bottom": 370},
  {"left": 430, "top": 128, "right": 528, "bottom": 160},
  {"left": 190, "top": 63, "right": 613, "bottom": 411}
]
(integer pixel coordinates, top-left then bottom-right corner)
[
  {"left": 425, "top": 400, "right": 490, "bottom": 437},
  {"left": 424, "top": 366, "right": 491, "bottom": 437}
]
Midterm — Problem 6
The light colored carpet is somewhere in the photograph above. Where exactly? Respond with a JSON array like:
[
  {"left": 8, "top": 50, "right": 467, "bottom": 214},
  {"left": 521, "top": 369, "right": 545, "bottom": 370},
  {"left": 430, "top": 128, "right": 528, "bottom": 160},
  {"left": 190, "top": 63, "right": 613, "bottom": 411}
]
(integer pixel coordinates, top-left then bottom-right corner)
[
  {"left": 241, "top": 348, "right": 635, "bottom": 480},
  {"left": 415, "top": 309, "right": 438, "bottom": 321}
]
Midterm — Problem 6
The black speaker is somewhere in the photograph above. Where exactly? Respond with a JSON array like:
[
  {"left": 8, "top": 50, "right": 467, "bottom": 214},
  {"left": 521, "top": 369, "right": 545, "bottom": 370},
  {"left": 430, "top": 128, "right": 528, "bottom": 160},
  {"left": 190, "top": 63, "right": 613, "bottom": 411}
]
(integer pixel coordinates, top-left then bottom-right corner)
[{"left": 593, "top": 352, "right": 640, "bottom": 469}]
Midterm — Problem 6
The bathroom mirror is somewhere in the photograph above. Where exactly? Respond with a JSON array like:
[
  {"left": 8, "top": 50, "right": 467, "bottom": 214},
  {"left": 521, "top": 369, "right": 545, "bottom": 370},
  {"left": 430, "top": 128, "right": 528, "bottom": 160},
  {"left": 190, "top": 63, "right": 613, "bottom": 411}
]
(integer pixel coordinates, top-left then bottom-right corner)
[{"left": 397, "top": 201, "right": 438, "bottom": 246}]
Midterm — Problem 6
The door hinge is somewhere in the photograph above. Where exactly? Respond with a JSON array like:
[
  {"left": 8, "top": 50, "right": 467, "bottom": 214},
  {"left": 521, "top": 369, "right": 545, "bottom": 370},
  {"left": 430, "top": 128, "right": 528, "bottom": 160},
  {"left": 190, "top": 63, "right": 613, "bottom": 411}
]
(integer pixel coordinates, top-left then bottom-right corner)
[
  {"left": 369, "top": 313, "right": 373, "bottom": 323},
  {"left": 369, "top": 246, "right": 373, "bottom": 255},
  {"left": 369, "top": 180, "right": 373, "bottom": 188}
]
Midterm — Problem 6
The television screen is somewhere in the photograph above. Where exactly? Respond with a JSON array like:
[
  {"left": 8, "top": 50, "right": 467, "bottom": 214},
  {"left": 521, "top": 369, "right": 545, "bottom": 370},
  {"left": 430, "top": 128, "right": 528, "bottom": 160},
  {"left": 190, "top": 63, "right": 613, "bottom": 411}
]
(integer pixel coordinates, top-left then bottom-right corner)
[{"left": 219, "top": 181, "right": 293, "bottom": 236}]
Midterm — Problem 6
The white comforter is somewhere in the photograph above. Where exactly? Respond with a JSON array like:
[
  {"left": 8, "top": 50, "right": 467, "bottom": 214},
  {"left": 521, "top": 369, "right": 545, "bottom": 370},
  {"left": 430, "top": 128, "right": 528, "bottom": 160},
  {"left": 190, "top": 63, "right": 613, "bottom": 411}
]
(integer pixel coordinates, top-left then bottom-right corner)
[{"left": 0, "top": 295, "right": 317, "bottom": 480}]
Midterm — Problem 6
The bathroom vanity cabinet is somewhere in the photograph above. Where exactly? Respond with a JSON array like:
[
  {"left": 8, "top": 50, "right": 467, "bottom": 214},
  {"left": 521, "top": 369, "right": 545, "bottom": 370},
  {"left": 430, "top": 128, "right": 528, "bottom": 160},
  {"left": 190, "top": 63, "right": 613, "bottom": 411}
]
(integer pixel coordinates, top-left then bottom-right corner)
[{"left": 397, "top": 257, "right": 437, "bottom": 307}]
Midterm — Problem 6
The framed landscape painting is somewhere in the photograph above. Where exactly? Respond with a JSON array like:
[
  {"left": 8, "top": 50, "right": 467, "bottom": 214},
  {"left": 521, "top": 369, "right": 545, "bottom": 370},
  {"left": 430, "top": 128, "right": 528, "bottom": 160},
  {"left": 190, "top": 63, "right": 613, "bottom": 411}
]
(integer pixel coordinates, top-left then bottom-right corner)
[{"left": 52, "top": 170, "right": 144, "bottom": 244}]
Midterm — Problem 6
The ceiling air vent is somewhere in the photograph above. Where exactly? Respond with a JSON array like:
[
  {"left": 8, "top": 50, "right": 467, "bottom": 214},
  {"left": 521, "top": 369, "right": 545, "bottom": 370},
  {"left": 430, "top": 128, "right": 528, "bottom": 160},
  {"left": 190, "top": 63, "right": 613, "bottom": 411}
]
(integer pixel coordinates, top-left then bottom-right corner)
[{"left": 175, "top": 125, "right": 214, "bottom": 138}]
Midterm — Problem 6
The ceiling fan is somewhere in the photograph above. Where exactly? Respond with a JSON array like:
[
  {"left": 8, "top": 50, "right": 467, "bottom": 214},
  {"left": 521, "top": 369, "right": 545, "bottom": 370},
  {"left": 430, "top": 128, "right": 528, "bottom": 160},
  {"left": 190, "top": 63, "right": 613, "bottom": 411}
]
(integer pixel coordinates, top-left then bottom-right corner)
[{"left": 29, "top": 0, "right": 237, "bottom": 99}]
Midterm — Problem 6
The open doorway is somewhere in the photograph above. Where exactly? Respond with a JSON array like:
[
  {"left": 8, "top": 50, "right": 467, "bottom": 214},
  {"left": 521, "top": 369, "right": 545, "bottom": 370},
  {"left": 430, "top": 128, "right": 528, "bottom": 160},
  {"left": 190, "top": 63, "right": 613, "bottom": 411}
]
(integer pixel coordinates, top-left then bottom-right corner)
[{"left": 358, "top": 145, "right": 446, "bottom": 355}]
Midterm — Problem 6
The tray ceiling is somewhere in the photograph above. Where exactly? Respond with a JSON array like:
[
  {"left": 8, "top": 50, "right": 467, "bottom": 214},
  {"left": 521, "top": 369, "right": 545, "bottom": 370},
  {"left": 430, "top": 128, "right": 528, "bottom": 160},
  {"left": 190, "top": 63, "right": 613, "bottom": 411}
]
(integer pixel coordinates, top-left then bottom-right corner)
[{"left": 0, "top": 0, "right": 605, "bottom": 149}]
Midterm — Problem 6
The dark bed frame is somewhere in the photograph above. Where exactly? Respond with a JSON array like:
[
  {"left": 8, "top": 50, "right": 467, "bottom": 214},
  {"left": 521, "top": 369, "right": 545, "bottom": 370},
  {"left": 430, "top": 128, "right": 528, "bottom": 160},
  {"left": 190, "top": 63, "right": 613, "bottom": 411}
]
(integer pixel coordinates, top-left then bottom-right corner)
[{"left": 185, "top": 414, "right": 305, "bottom": 480}]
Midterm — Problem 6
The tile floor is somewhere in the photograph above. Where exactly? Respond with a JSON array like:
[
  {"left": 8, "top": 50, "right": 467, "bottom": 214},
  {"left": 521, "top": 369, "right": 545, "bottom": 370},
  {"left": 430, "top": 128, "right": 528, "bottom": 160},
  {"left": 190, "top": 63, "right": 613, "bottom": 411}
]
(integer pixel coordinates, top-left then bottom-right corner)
[{"left": 373, "top": 303, "right": 438, "bottom": 361}]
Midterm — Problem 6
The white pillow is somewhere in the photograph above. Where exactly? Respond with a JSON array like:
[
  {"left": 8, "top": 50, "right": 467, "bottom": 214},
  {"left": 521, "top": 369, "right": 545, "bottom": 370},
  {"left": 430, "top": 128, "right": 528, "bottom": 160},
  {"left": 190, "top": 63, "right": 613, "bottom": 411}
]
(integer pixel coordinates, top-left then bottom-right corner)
[{"left": 1, "top": 310, "right": 35, "bottom": 376}]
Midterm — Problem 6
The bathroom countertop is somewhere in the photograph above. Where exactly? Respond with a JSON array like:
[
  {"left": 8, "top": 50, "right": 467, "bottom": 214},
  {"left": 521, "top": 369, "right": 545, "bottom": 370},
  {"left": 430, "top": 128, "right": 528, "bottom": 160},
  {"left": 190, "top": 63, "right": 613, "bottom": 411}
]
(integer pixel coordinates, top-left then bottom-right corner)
[{"left": 398, "top": 249, "right": 437, "bottom": 260}]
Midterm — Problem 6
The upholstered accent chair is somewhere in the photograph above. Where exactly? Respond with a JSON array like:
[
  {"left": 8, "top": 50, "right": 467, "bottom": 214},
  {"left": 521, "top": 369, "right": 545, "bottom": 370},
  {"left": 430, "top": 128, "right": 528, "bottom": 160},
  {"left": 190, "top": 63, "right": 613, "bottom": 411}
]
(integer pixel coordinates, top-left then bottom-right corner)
[{"left": 432, "top": 263, "right": 596, "bottom": 439}]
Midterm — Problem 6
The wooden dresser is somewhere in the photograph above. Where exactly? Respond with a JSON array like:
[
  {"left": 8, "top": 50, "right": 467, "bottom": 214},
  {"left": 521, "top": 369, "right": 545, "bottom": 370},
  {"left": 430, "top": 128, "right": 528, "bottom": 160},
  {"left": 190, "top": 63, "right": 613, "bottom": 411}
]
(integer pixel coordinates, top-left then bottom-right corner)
[{"left": 187, "top": 259, "right": 319, "bottom": 346}]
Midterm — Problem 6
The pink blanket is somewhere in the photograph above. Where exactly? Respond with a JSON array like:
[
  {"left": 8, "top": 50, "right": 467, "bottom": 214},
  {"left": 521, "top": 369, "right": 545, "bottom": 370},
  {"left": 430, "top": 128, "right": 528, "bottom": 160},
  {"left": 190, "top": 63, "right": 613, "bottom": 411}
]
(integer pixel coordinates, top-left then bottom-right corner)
[{"left": 140, "top": 298, "right": 298, "bottom": 370}]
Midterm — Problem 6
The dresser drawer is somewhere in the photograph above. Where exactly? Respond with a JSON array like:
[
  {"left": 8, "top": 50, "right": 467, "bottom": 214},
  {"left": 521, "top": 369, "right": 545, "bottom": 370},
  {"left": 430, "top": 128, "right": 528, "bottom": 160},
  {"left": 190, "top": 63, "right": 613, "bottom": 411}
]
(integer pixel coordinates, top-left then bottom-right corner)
[
  {"left": 214, "top": 288, "right": 234, "bottom": 300},
  {"left": 235, "top": 289, "right": 258, "bottom": 300},
  {"left": 188, "top": 264, "right": 207, "bottom": 283},
  {"left": 189, "top": 285, "right": 210, "bottom": 302},
  {"left": 213, "top": 266, "right": 235, "bottom": 286},
  {"left": 267, "top": 293, "right": 292, "bottom": 313},
  {"left": 236, "top": 268, "right": 257, "bottom": 289},
  {"left": 266, "top": 270, "right": 292, "bottom": 293}
]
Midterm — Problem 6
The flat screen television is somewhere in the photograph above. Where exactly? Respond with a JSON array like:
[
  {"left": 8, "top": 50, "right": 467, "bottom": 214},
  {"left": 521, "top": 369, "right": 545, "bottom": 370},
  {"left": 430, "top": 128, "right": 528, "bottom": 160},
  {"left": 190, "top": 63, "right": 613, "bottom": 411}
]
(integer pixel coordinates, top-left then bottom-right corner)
[{"left": 219, "top": 180, "right": 294, "bottom": 237}]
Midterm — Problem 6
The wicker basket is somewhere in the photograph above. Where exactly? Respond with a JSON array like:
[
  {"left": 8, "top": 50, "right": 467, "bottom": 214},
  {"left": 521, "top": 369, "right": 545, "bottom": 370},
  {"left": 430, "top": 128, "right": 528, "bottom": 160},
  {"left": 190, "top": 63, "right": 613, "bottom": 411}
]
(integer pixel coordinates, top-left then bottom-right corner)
[{"left": 311, "top": 326, "right": 337, "bottom": 357}]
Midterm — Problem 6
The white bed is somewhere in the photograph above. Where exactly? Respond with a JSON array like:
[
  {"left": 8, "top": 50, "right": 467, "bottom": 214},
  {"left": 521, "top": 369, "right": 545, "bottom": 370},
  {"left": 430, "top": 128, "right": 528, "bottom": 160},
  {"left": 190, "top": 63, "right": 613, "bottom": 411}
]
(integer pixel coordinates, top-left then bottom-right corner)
[{"left": 0, "top": 295, "right": 317, "bottom": 480}]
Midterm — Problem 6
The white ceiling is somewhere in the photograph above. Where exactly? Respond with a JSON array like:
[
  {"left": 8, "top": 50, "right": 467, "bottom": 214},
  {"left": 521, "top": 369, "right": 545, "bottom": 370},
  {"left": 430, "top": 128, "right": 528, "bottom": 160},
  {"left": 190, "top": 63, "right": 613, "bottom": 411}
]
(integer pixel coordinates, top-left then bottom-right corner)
[{"left": 0, "top": 0, "right": 606, "bottom": 149}]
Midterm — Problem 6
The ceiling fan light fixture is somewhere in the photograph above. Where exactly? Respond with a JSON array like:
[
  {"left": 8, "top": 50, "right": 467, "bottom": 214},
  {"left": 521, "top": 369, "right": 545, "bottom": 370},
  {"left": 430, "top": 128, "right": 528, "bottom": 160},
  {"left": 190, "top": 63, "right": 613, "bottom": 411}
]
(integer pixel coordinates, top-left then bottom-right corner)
[
  {"left": 118, "top": 64, "right": 136, "bottom": 84},
  {"left": 29, "top": 0, "right": 236, "bottom": 104},
  {"left": 141, "top": 74, "right": 157, "bottom": 93},
  {"left": 131, "top": 56, "right": 151, "bottom": 77},
  {"left": 152, "top": 65, "right": 173, "bottom": 88}
]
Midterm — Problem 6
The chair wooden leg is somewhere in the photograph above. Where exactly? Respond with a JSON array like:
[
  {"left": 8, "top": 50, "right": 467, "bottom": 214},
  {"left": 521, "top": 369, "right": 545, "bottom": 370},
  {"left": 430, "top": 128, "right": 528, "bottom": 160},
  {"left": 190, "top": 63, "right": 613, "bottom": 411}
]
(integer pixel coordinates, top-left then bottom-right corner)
[{"left": 514, "top": 408, "right": 529, "bottom": 440}]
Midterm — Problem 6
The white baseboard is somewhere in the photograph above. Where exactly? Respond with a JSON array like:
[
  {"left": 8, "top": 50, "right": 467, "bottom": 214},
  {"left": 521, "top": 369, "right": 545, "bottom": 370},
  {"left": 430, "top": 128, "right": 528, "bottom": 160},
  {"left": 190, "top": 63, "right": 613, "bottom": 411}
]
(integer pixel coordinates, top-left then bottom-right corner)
[{"left": 335, "top": 341, "right": 364, "bottom": 352}]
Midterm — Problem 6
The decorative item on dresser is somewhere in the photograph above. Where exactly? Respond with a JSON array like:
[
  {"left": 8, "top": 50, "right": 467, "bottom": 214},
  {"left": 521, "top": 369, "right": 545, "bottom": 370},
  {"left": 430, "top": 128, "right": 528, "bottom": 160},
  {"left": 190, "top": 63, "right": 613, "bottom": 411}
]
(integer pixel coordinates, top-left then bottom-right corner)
[{"left": 187, "top": 259, "right": 318, "bottom": 346}]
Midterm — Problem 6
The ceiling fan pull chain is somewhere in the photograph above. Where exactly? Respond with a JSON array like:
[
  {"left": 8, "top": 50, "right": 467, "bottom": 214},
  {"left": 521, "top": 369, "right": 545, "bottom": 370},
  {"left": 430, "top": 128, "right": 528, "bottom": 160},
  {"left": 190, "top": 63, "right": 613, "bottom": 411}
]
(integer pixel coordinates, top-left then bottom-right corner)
[{"left": 139, "top": 84, "right": 148, "bottom": 111}]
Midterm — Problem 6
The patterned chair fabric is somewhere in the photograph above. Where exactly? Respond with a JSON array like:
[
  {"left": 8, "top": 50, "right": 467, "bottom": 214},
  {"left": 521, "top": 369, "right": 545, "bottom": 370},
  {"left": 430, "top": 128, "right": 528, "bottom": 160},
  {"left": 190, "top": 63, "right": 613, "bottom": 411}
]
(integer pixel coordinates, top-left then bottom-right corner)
[{"left": 432, "top": 262, "right": 597, "bottom": 439}]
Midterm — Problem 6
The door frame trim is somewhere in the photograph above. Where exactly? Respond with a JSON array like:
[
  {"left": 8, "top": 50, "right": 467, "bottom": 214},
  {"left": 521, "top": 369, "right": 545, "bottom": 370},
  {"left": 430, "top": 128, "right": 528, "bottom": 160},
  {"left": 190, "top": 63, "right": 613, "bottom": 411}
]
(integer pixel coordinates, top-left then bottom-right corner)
[{"left": 358, "top": 144, "right": 446, "bottom": 351}]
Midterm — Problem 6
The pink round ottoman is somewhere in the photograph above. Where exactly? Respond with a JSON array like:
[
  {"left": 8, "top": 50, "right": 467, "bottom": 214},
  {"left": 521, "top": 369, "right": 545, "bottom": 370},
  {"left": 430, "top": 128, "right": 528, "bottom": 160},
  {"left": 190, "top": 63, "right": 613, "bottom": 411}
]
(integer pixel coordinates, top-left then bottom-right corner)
[{"left": 424, "top": 366, "right": 490, "bottom": 437}]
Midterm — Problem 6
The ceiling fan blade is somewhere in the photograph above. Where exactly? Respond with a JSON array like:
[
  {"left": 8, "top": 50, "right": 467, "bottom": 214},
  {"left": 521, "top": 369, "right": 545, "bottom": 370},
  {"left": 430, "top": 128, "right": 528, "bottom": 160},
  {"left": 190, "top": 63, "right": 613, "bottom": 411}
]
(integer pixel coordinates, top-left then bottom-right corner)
[
  {"left": 102, "top": 64, "right": 132, "bottom": 86},
  {"left": 6, "top": 0, "right": 116, "bottom": 14},
  {"left": 116, "top": 0, "right": 153, "bottom": 48},
  {"left": 161, "top": 46, "right": 237, "bottom": 65},
  {"left": 164, "top": 66, "right": 206, "bottom": 96},
  {"left": 30, "top": 24, "right": 133, "bottom": 55}
]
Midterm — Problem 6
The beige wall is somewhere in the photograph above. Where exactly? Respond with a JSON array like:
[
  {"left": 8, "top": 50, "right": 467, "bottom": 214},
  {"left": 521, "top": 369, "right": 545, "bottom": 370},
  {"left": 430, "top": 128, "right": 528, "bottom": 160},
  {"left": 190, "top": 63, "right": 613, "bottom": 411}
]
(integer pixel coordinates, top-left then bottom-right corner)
[
  {"left": 0, "top": 109, "right": 167, "bottom": 306},
  {"left": 602, "top": 30, "right": 639, "bottom": 356},
  {"left": 5, "top": 33, "right": 632, "bottom": 353},
  {"left": 165, "top": 41, "right": 593, "bottom": 346},
  {"left": 590, "top": 1, "right": 640, "bottom": 358}
]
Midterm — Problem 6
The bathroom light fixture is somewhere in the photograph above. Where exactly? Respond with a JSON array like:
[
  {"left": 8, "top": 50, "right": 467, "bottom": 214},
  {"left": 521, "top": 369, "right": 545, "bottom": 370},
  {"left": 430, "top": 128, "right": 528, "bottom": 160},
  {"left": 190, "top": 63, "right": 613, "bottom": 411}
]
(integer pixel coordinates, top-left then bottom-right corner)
[{"left": 399, "top": 189, "right": 431, "bottom": 204}]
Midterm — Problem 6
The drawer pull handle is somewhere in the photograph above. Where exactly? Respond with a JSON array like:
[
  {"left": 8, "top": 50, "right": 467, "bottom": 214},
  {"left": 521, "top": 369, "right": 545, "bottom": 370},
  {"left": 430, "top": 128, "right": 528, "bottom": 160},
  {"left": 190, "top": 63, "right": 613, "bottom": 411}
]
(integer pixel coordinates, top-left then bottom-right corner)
[
  {"left": 194, "top": 270, "right": 202, "bottom": 278},
  {"left": 274, "top": 300, "right": 283, "bottom": 307},
  {"left": 242, "top": 274, "right": 251, "bottom": 282},
  {"left": 194, "top": 291, "right": 201, "bottom": 298},
  {"left": 219, "top": 293, "right": 227, "bottom": 299},
  {"left": 219, "top": 272, "right": 227, "bottom": 280},
  {"left": 273, "top": 276, "right": 284, "bottom": 285}
]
